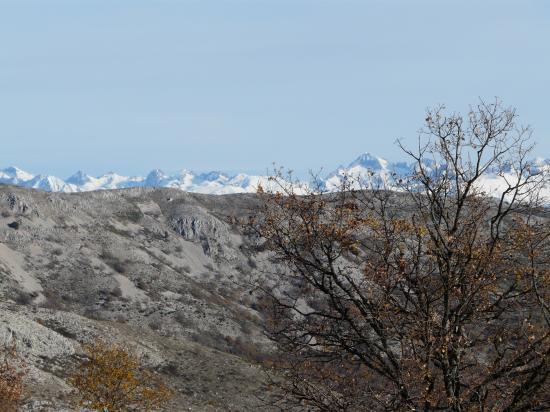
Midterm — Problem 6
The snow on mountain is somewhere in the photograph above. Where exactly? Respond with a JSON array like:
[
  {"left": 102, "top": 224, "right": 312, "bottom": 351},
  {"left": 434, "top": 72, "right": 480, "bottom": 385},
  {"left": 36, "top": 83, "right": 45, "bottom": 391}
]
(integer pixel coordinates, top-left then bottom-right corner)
[
  {"left": 0, "top": 154, "right": 548, "bottom": 202},
  {"left": 475, "top": 158, "right": 550, "bottom": 202},
  {"left": 97, "top": 172, "right": 143, "bottom": 189},
  {"left": 144, "top": 169, "right": 168, "bottom": 187},
  {"left": 66, "top": 171, "right": 101, "bottom": 191},
  {"left": 324, "top": 153, "right": 396, "bottom": 191},
  {"left": 23, "top": 175, "right": 77, "bottom": 192},
  {"left": 324, "top": 152, "right": 550, "bottom": 204},
  {"left": 0, "top": 166, "right": 35, "bottom": 184},
  {"left": 164, "top": 170, "right": 196, "bottom": 191},
  {"left": 66, "top": 170, "right": 92, "bottom": 186},
  {"left": 65, "top": 171, "right": 144, "bottom": 191},
  {"left": 137, "top": 169, "right": 276, "bottom": 194},
  {"left": 348, "top": 153, "right": 389, "bottom": 170},
  {"left": 534, "top": 157, "right": 550, "bottom": 174}
]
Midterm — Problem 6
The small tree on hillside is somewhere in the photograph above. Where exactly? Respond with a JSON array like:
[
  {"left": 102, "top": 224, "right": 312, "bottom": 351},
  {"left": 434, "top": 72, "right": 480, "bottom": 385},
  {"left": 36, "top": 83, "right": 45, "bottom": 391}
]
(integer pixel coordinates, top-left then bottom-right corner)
[
  {"left": 249, "top": 100, "right": 549, "bottom": 411},
  {"left": 69, "top": 340, "right": 172, "bottom": 411},
  {"left": 0, "top": 341, "right": 27, "bottom": 412}
]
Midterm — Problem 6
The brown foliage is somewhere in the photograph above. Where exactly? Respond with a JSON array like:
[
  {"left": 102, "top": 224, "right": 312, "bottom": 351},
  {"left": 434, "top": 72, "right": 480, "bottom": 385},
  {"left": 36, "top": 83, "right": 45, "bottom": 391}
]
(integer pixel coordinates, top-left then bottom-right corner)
[
  {"left": 69, "top": 340, "right": 173, "bottom": 411},
  {"left": 249, "top": 100, "right": 549, "bottom": 411},
  {"left": 0, "top": 342, "right": 27, "bottom": 412}
]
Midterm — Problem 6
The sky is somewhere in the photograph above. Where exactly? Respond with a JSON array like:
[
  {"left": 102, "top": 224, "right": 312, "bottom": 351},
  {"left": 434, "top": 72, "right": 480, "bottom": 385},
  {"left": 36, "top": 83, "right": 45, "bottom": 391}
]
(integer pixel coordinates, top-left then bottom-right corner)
[{"left": 1, "top": 0, "right": 549, "bottom": 178}]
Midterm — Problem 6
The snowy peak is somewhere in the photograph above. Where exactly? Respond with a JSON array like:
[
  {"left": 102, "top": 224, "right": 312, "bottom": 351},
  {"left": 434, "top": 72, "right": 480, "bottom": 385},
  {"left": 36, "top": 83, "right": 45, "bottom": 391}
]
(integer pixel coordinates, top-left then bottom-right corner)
[
  {"left": 324, "top": 153, "right": 394, "bottom": 190},
  {"left": 100, "top": 172, "right": 141, "bottom": 189},
  {"left": 144, "top": 169, "right": 167, "bottom": 187},
  {"left": 66, "top": 170, "right": 94, "bottom": 185},
  {"left": 24, "top": 175, "right": 77, "bottom": 192},
  {"left": 348, "top": 153, "right": 389, "bottom": 170},
  {"left": 534, "top": 158, "right": 550, "bottom": 174},
  {"left": 1, "top": 166, "right": 34, "bottom": 183}
]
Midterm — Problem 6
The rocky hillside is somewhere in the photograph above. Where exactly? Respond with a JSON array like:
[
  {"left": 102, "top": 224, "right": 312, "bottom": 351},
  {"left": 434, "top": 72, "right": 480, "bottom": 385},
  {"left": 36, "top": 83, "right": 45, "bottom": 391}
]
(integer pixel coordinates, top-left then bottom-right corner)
[{"left": 0, "top": 184, "right": 276, "bottom": 411}]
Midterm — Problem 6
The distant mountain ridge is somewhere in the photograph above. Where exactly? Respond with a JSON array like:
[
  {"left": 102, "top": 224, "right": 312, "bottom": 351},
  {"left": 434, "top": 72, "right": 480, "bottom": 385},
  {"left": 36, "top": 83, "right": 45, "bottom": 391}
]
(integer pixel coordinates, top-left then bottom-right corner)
[{"left": 1, "top": 153, "right": 549, "bottom": 198}]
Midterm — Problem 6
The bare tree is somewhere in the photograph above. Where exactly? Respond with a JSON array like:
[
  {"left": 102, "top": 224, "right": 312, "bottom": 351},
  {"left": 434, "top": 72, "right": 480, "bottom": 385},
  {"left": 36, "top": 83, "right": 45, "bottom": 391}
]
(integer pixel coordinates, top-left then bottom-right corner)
[{"left": 249, "top": 100, "right": 549, "bottom": 411}]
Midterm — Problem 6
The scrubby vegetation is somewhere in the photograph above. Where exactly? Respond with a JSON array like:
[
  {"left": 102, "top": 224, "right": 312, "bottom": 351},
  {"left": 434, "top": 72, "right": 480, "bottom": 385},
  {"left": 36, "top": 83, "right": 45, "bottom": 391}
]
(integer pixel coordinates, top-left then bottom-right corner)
[
  {"left": 69, "top": 340, "right": 173, "bottom": 411},
  {"left": 0, "top": 342, "right": 27, "bottom": 412},
  {"left": 249, "top": 101, "right": 550, "bottom": 411}
]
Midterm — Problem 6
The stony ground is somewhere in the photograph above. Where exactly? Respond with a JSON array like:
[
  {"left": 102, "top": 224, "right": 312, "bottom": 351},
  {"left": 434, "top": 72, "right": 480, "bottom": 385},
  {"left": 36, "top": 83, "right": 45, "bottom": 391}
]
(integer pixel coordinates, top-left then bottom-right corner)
[{"left": 0, "top": 185, "right": 277, "bottom": 411}]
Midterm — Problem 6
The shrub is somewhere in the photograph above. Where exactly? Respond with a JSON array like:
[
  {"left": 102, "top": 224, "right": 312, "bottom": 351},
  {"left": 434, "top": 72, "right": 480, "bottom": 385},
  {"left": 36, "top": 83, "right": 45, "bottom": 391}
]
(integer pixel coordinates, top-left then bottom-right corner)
[
  {"left": 174, "top": 311, "right": 196, "bottom": 329},
  {"left": 224, "top": 336, "right": 265, "bottom": 362},
  {"left": 110, "top": 286, "right": 123, "bottom": 298},
  {"left": 69, "top": 340, "right": 172, "bottom": 411},
  {"left": 40, "top": 290, "right": 65, "bottom": 310},
  {"left": 12, "top": 289, "right": 33, "bottom": 305},
  {"left": 117, "top": 207, "right": 143, "bottom": 223},
  {"left": 148, "top": 320, "right": 162, "bottom": 331},
  {"left": 0, "top": 342, "right": 27, "bottom": 412},
  {"left": 247, "top": 257, "right": 258, "bottom": 269},
  {"left": 99, "top": 250, "right": 128, "bottom": 274}
]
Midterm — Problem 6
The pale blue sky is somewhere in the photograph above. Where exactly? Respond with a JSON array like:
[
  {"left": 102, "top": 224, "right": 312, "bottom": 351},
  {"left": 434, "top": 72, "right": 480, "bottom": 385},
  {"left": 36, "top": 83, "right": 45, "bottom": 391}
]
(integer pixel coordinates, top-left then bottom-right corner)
[{"left": 1, "top": 0, "right": 549, "bottom": 177}]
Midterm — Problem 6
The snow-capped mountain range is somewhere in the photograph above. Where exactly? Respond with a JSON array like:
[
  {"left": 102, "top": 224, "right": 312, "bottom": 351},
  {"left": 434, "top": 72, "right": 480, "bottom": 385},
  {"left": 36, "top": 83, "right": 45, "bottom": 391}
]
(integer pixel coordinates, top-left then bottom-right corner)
[
  {"left": 0, "top": 165, "right": 281, "bottom": 195},
  {"left": 1, "top": 153, "right": 549, "bottom": 200}
]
